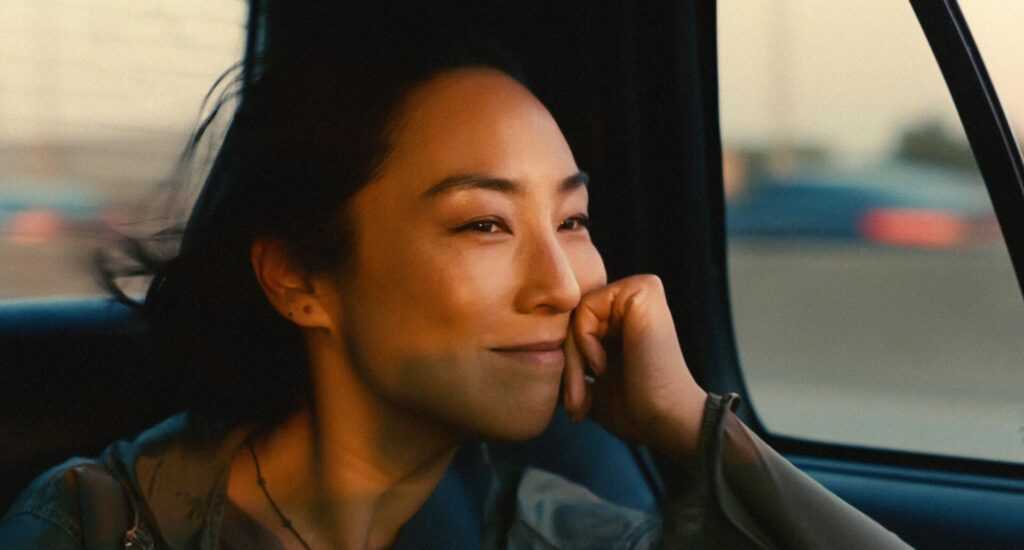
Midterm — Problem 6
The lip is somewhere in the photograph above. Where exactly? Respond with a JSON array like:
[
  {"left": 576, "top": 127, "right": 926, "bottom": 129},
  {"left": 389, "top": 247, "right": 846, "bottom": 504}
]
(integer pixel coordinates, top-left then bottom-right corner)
[
  {"left": 489, "top": 350, "right": 565, "bottom": 366},
  {"left": 492, "top": 339, "right": 565, "bottom": 352},
  {"left": 491, "top": 339, "right": 566, "bottom": 368}
]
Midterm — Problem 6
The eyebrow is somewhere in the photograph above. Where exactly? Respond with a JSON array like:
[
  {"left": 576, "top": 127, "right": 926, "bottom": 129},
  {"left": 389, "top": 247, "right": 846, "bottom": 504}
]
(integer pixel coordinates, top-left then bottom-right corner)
[{"left": 420, "top": 171, "right": 589, "bottom": 199}]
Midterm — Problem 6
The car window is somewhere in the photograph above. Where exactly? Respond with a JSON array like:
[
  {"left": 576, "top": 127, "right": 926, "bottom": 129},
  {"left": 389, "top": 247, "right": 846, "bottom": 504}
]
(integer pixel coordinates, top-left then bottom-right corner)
[
  {"left": 959, "top": 3, "right": 1024, "bottom": 153},
  {"left": 0, "top": 0, "right": 245, "bottom": 300},
  {"left": 719, "top": 1, "right": 1024, "bottom": 464}
]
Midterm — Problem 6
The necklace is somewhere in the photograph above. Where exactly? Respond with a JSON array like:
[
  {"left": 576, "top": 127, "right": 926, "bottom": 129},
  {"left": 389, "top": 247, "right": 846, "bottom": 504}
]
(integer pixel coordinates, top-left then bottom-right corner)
[{"left": 247, "top": 439, "right": 314, "bottom": 550}]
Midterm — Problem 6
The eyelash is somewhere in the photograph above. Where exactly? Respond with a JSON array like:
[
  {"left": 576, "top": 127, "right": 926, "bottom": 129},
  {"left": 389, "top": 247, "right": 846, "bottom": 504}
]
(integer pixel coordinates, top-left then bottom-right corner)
[
  {"left": 457, "top": 214, "right": 591, "bottom": 234},
  {"left": 560, "top": 214, "right": 591, "bottom": 231}
]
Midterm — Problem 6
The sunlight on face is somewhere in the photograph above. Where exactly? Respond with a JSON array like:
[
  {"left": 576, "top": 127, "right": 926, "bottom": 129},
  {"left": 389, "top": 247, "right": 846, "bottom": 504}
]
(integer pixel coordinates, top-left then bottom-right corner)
[{"left": 335, "top": 68, "right": 607, "bottom": 440}]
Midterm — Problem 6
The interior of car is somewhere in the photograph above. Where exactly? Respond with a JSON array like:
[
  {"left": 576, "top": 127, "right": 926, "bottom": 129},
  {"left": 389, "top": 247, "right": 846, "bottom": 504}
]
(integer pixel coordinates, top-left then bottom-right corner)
[{"left": 2, "top": 2, "right": 1022, "bottom": 548}]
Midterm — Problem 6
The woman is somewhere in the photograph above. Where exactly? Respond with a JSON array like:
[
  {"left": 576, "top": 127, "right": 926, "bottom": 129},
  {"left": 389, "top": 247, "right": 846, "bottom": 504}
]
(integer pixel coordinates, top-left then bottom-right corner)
[{"left": 0, "top": 10, "right": 910, "bottom": 550}]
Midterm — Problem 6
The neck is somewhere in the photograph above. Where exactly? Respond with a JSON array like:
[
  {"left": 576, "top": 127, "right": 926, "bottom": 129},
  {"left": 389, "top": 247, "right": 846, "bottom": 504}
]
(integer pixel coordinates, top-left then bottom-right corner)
[{"left": 227, "top": 339, "right": 461, "bottom": 549}]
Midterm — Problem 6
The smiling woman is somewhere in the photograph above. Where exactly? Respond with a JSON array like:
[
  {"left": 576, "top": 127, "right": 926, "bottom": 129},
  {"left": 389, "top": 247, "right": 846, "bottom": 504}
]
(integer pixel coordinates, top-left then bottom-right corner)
[
  {"left": 0, "top": 3, "right": 913, "bottom": 550},
  {"left": 324, "top": 68, "right": 610, "bottom": 446}
]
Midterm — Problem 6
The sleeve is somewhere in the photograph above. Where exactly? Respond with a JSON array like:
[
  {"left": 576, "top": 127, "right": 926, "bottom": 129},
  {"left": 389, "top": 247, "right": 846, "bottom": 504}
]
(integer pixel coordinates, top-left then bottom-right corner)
[
  {"left": 0, "top": 511, "right": 85, "bottom": 550},
  {"left": 0, "top": 462, "right": 89, "bottom": 550},
  {"left": 659, "top": 393, "right": 913, "bottom": 550},
  {"left": 0, "top": 461, "right": 140, "bottom": 550}
]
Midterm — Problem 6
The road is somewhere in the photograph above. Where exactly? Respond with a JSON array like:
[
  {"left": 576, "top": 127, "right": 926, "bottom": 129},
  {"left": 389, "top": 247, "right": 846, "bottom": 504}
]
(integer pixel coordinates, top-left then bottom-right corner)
[
  {"left": 0, "top": 237, "right": 106, "bottom": 299},
  {"left": 728, "top": 240, "right": 1024, "bottom": 463}
]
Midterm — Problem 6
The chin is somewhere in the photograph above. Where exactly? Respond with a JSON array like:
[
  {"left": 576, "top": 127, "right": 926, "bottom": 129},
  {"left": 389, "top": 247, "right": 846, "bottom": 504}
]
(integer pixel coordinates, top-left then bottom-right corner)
[{"left": 471, "top": 391, "right": 560, "bottom": 441}]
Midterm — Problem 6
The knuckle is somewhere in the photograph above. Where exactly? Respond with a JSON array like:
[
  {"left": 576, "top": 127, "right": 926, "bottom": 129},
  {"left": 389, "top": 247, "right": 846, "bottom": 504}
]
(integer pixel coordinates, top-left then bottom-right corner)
[{"left": 637, "top": 274, "right": 664, "bottom": 294}]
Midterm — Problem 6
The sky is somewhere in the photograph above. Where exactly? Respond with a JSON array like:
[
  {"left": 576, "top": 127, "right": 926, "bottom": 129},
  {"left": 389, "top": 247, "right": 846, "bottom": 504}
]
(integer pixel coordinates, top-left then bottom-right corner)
[
  {"left": 1, "top": 0, "right": 1021, "bottom": 163},
  {"left": 718, "top": 1, "right": 1024, "bottom": 163},
  {"left": 1, "top": 0, "right": 246, "bottom": 142}
]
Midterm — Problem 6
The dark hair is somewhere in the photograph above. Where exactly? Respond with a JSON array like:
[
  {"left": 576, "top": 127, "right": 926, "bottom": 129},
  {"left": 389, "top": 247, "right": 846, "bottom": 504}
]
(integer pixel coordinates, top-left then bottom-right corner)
[{"left": 100, "top": 4, "right": 526, "bottom": 428}]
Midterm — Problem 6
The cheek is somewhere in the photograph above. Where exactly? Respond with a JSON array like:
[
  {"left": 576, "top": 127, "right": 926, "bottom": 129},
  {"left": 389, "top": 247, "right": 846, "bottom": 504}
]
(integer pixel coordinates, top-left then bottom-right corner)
[
  {"left": 428, "top": 247, "right": 516, "bottom": 338},
  {"left": 571, "top": 242, "right": 608, "bottom": 295},
  {"left": 365, "top": 239, "right": 513, "bottom": 348}
]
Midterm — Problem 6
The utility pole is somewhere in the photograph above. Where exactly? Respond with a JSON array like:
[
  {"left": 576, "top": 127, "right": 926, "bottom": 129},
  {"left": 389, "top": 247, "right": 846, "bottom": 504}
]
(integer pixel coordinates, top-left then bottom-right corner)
[{"left": 769, "top": 0, "right": 795, "bottom": 177}]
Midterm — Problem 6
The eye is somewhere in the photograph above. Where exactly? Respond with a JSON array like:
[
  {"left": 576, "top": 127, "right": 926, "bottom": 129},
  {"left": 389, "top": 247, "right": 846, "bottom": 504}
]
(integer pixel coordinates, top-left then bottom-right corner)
[
  {"left": 457, "top": 218, "right": 510, "bottom": 234},
  {"left": 559, "top": 214, "right": 591, "bottom": 231}
]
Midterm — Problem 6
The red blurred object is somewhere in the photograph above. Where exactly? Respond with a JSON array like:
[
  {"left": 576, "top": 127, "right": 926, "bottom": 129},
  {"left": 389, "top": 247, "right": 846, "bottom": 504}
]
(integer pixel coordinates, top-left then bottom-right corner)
[
  {"left": 6, "top": 209, "right": 64, "bottom": 245},
  {"left": 859, "top": 208, "right": 1002, "bottom": 249},
  {"left": 859, "top": 208, "right": 969, "bottom": 248}
]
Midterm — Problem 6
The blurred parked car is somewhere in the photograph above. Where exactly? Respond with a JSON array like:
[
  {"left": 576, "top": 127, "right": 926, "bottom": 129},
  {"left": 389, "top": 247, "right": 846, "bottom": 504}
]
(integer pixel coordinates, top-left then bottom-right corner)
[
  {"left": 0, "top": 179, "right": 107, "bottom": 244},
  {"left": 727, "top": 162, "right": 1001, "bottom": 249}
]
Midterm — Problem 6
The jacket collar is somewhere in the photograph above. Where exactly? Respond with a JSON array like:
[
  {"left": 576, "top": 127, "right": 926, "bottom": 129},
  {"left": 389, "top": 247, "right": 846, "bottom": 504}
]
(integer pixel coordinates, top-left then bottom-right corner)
[
  {"left": 103, "top": 413, "right": 248, "bottom": 550},
  {"left": 101, "top": 413, "right": 497, "bottom": 550}
]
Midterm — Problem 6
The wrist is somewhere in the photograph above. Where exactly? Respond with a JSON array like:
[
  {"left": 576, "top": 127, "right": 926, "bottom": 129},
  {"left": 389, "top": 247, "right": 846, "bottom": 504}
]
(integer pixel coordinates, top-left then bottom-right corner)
[{"left": 645, "top": 388, "right": 708, "bottom": 461}]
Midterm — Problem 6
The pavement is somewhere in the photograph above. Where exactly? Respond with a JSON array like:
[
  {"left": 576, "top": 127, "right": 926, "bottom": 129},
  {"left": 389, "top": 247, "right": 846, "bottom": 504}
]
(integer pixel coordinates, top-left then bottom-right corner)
[{"left": 728, "top": 240, "right": 1024, "bottom": 463}]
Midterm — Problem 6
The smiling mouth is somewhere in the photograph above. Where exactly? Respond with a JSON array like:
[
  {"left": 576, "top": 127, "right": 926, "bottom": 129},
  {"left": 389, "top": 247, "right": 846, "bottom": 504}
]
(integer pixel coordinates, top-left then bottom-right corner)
[
  {"left": 491, "top": 348, "right": 566, "bottom": 368},
  {"left": 492, "top": 338, "right": 565, "bottom": 351}
]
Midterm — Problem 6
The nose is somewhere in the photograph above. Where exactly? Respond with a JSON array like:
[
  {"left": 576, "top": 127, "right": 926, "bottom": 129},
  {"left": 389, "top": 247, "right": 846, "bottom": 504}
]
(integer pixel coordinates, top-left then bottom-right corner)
[{"left": 513, "top": 230, "right": 581, "bottom": 314}]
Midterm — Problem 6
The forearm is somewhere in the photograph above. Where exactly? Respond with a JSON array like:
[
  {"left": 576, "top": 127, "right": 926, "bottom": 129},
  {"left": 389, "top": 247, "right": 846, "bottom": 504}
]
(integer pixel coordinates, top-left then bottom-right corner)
[{"left": 656, "top": 393, "right": 912, "bottom": 550}]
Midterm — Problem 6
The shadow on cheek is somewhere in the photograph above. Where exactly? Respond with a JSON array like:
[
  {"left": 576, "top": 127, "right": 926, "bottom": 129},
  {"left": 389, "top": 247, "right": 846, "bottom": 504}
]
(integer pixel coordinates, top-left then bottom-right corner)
[{"left": 576, "top": 252, "right": 608, "bottom": 294}]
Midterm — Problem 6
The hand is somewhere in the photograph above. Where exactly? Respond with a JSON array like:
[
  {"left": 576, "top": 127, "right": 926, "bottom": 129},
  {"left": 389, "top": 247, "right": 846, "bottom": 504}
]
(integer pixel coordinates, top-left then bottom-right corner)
[{"left": 562, "top": 274, "right": 708, "bottom": 460}]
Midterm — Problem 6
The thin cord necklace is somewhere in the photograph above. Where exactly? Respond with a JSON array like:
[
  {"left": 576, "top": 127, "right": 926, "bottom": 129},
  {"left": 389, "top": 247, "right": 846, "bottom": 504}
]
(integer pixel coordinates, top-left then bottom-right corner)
[{"left": 247, "top": 439, "right": 314, "bottom": 550}]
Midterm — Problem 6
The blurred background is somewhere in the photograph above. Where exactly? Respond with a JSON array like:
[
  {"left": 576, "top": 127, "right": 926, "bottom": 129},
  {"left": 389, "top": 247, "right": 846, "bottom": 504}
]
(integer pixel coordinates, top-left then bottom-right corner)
[
  {"left": 1, "top": 1, "right": 1021, "bottom": 463},
  {"left": 0, "top": 0, "right": 245, "bottom": 297},
  {"left": 719, "top": 2, "right": 1024, "bottom": 463}
]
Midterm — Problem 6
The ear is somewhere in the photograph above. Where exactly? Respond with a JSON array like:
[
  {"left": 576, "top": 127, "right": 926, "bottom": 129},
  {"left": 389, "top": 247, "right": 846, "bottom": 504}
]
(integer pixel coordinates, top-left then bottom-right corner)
[{"left": 250, "top": 238, "right": 335, "bottom": 330}]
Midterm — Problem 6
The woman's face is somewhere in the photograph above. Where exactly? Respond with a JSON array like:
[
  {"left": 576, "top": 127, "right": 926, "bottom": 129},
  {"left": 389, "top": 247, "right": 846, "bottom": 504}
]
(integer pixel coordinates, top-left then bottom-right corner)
[{"left": 327, "top": 68, "right": 606, "bottom": 440}]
